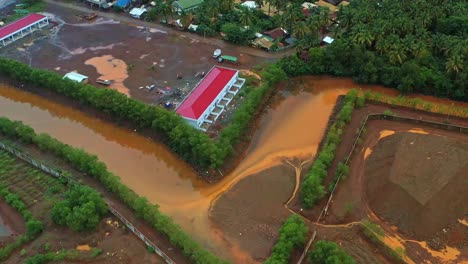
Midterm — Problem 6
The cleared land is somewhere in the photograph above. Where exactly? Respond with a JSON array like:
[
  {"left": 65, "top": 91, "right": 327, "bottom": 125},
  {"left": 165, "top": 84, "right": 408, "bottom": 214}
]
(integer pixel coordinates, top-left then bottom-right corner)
[
  {"left": 313, "top": 103, "right": 468, "bottom": 264},
  {"left": 0, "top": 150, "right": 162, "bottom": 264}
]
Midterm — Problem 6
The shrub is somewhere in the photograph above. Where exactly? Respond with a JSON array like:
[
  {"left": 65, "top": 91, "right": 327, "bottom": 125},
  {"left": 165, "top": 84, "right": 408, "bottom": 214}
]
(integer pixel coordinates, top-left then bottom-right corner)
[
  {"left": 309, "top": 240, "right": 356, "bottom": 264},
  {"left": 300, "top": 90, "right": 357, "bottom": 207},
  {"left": 264, "top": 215, "right": 308, "bottom": 264},
  {"left": 0, "top": 184, "right": 43, "bottom": 261},
  {"left": 51, "top": 185, "right": 108, "bottom": 231},
  {"left": 0, "top": 118, "right": 227, "bottom": 264}
]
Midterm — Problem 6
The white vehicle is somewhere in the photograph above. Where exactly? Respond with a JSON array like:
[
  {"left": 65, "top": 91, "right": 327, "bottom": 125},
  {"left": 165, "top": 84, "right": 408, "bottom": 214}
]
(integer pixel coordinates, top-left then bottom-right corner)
[{"left": 213, "top": 49, "right": 221, "bottom": 58}]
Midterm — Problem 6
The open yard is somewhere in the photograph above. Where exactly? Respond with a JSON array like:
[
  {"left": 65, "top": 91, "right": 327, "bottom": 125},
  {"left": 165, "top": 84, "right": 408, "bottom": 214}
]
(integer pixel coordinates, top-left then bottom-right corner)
[{"left": 0, "top": 150, "right": 162, "bottom": 263}]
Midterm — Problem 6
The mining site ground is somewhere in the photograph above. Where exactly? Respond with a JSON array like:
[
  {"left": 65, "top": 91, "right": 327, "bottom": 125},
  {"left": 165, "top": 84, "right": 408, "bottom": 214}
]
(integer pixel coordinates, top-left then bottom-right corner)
[{"left": 295, "top": 103, "right": 468, "bottom": 264}]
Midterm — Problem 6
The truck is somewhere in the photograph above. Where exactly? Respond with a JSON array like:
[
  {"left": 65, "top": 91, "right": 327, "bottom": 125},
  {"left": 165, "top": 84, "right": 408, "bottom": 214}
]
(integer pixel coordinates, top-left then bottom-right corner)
[{"left": 218, "top": 55, "right": 238, "bottom": 64}]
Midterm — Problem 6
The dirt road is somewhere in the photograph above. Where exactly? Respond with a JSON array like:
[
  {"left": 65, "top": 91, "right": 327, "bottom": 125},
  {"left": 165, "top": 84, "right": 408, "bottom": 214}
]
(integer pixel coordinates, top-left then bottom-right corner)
[{"left": 43, "top": 0, "right": 295, "bottom": 59}]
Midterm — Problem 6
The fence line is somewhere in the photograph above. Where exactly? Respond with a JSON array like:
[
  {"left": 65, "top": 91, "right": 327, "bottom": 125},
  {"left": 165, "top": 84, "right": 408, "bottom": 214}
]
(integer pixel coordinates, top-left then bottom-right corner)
[
  {"left": 297, "top": 113, "right": 468, "bottom": 264},
  {"left": 0, "top": 142, "right": 175, "bottom": 264},
  {"left": 316, "top": 113, "right": 467, "bottom": 225}
]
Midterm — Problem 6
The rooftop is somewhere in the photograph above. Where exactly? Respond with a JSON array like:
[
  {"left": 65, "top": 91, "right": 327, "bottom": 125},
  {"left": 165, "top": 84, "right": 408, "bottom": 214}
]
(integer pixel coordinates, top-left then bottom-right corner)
[
  {"left": 176, "top": 66, "right": 237, "bottom": 120},
  {"left": 0, "top": 13, "right": 47, "bottom": 40},
  {"left": 63, "top": 72, "right": 88, "bottom": 82},
  {"left": 173, "top": 0, "right": 204, "bottom": 10}
]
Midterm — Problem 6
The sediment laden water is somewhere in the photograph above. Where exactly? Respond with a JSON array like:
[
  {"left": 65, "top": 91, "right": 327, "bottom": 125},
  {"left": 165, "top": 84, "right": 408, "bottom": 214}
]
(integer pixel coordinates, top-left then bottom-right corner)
[{"left": 0, "top": 76, "right": 465, "bottom": 262}]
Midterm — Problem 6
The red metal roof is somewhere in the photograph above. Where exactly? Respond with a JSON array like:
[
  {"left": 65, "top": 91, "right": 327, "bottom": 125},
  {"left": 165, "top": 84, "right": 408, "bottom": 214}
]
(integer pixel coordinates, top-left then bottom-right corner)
[
  {"left": 176, "top": 66, "right": 237, "bottom": 120},
  {"left": 0, "top": 14, "right": 46, "bottom": 39}
]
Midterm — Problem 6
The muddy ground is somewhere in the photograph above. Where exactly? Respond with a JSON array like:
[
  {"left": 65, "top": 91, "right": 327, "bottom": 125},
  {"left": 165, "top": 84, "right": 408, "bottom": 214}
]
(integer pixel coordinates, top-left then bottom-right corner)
[
  {"left": 0, "top": 4, "right": 272, "bottom": 104},
  {"left": 366, "top": 132, "right": 468, "bottom": 241},
  {"left": 210, "top": 165, "right": 294, "bottom": 262},
  {"left": 0, "top": 153, "right": 163, "bottom": 264},
  {"left": 297, "top": 103, "right": 468, "bottom": 264},
  {"left": 0, "top": 200, "right": 25, "bottom": 245}
]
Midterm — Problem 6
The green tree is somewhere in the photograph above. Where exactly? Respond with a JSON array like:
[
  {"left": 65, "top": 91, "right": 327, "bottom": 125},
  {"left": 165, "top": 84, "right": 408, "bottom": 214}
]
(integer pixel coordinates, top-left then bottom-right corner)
[
  {"left": 309, "top": 240, "right": 356, "bottom": 264},
  {"left": 51, "top": 185, "right": 108, "bottom": 232}
]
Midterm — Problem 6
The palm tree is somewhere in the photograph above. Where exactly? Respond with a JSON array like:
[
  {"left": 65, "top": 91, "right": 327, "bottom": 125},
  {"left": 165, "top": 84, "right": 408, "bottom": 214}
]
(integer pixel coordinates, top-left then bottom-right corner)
[
  {"left": 160, "top": 1, "right": 173, "bottom": 21},
  {"left": 282, "top": 3, "right": 303, "bottom": 33},
  {"left": 388, "top": 44, "right": 407, "bottom": 65},
  {"left": 293, "top": 22, "right": 310, "bottom": 39},
  {"left": 352, "top": 28, "right": 374, "bottom": 47},
  {"left": 239, "top": 6, "right": 254, "bottom": 26},
  {"left": 446, "top": 55, "right": 464, "bottom": 73},
  {"left": 219, "top": 0, "right": 233, "bottom": 13},
  {"left": 205, "top": 1, "right": 220, "bottom": 20}
]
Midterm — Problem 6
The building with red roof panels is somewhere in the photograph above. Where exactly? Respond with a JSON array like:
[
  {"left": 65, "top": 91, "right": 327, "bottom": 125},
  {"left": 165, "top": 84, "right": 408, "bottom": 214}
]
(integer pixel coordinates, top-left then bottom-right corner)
[
  {"left": 0, "top": 13, "right": 49, "bottom": 47},
  {"left": 176, "top": 66, "right": 245, "bottom": 131}
]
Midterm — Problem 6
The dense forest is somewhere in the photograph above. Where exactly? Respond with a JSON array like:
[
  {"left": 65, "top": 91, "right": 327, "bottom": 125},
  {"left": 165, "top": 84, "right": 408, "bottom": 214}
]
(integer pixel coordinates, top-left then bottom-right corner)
[{"left": 280, "top": 0, "right": 467, "bottom": 101}]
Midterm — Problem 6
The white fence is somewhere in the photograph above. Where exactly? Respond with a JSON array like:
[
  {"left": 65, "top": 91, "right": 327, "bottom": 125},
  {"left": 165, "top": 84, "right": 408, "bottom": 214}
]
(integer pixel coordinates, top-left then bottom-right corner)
[{"left": 0, "top": 141, "right": 175, "bottom": 264}]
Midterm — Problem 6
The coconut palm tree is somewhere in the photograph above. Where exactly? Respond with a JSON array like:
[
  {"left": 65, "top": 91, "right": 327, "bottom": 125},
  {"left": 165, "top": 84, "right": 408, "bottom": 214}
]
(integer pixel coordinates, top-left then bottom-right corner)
[
  {"left": 293, "top": 21, "right": 310, "bottom": 39},
  {"left": 239, "top": 6, "right": 254, "bottom": 26},
  {"left": 160, "top": 1, "right": 173, "bottom": 21},
  {"left": 446, "top": 55, "right": 464, "bottom": 73}
]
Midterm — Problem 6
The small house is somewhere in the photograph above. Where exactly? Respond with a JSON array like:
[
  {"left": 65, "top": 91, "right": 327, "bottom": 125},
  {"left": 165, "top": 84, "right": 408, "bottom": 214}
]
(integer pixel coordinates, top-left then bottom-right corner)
[
  {"left": 263, "top": 28, "right": 288, "bottom": 41},
  {"left": 172, "top": 0, "right": 204, "bottom": 15},
  {"left": 321, "top": 36, "right": 334, "bottom": 45},
  {"left": 241, "top": 1, "right": 257, "bottom": 9},
  {"left": 252, "top": 36, "right": 274, "bottom": 51},
  {"left": 129, "top": 8, "right": 147, "bottom": 19},
  {"left": 63, "top": 72, "right": 88, "bottom": 83},
  {"left": 115, "top": 0, "right": 131, "bottom": 8}
]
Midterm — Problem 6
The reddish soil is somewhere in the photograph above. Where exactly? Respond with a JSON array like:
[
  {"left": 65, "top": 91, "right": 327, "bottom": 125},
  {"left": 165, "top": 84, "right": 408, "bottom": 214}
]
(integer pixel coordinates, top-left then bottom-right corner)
[
  {"left": 366, "top": 132, "right": 468, "bottom": 240},
  {"left": 210, "top": 165, "right": 294, "bottom": 263},
  {"left": 294, "top": 103, "right": 468, "bottom": 263},
  {"left": 0, "top": 200, "right": 26, "bottom": 245},
  {"left": 5, "top": 216, "right": 163, "bottom": 264}
]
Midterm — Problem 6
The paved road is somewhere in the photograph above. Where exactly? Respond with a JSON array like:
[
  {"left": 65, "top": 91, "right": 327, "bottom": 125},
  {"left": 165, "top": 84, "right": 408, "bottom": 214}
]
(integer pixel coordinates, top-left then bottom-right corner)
[{"left": 43, "top": 0, "right": 295, "bottom": 59}]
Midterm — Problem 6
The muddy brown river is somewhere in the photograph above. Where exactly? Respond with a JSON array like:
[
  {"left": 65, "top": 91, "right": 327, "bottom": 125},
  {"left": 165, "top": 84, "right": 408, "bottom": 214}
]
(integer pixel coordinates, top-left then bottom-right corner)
[{"left": 0, "top": 76, "right": 465, "bottom": 262}]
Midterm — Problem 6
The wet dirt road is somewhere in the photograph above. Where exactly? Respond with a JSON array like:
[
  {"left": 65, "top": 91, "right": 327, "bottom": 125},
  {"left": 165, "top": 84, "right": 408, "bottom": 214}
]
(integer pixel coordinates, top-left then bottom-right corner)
[{"left": 1, "top": 76, "right": 466, "bottom": 262}]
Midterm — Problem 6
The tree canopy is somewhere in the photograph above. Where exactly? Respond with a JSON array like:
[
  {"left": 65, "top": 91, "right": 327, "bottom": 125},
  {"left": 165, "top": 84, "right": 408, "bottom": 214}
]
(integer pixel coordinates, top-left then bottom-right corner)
[
  {"left": 51, "top": 185, "right": 108, "bottom": 231},
  {"left": 309, "top": 240, "right": 356, "bottom": 264},
  {"left": 285, "top": 0, "right": 467, "bottom": 101}
]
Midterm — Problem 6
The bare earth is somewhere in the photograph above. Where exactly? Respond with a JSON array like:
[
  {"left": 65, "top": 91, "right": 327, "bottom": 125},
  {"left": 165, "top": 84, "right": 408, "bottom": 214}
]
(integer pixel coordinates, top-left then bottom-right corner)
[
  {"left": 210, "top": 165, "right": 294, "bottom": 263},
  {"left": 366, "top": 132, "right": 468, "bottom": 241}
]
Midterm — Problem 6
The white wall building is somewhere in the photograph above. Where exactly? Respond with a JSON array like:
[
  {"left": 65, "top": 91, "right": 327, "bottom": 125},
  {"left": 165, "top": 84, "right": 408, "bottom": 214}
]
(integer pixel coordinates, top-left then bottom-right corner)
[{"left": 176, "top": 66, "right": 245, "bottom": 131}]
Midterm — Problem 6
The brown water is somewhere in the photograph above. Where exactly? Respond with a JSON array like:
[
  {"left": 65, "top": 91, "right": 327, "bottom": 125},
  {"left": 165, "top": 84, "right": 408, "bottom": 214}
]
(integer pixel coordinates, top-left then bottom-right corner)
[
  {"left": 85, "top": 55, "right": 130, "bottom": 96},
  {"left": 0, "top": 76, "right": 465, "bottom": 261}
]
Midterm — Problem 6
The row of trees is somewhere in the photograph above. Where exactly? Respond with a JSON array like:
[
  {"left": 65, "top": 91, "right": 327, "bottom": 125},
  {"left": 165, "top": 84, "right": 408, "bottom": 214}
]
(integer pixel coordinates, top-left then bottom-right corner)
[
  {"left": 288, "top": 0, "right": 467, "bottom": 101},
  {"left": 0, "top": 58, "right": 287, "bottom": 172},
  {"left": 51, "top": 185, "right": 108, "bottom": 232},
  {"left": 309, "top": 240, "right": 356, "bottom": 264},
  {"left": 0, "top": 184, "right": 44, "bottom": 260},
  {"left": 300, "top": 90, "right": 358, "bottom": 208},
  {"left": 0, "top": 117, "right": 227, "bottom": 264},
  {"left": 264, "top": 214, "right": 309, "bottom": 264}
]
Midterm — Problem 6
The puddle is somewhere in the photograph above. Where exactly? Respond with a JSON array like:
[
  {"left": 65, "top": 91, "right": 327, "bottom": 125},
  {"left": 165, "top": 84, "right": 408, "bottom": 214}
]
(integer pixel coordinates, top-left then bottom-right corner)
[{"left": 85, "top": 55, "right": 129, "bottom": 96}]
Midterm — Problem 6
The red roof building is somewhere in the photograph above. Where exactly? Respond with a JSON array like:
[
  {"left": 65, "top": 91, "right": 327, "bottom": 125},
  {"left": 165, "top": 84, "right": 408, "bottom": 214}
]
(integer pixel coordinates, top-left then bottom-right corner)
[
  {"left": 0, "top": 13, "right": 49, "bottom": 47},
  {"left": 176, "top": 66, "right": 245, "bottom": 131}
]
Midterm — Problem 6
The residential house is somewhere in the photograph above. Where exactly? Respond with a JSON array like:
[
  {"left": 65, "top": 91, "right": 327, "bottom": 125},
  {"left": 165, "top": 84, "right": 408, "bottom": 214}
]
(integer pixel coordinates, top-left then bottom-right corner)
[
  {"left": 172, "top": 0, "right": 204, "bottom": 15},
  {"left": 263, "top": 27, "right": 288, "bottom": 41}
]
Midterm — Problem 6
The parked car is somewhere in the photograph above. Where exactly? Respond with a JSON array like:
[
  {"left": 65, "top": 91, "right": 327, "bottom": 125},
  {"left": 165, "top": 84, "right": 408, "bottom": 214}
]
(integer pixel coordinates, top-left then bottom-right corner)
[
  {"left": 213, "top": 49, "right": 221, "bottom": 58},
  {"left": 97, "top": 79, "right": 111, "bottom": 85}
]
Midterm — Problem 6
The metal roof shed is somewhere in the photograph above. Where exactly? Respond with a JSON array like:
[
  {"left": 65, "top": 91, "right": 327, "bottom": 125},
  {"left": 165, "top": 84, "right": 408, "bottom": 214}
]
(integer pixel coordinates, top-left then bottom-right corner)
[{"left": 63, "top": 72, "right": 89, "bottom": 83}]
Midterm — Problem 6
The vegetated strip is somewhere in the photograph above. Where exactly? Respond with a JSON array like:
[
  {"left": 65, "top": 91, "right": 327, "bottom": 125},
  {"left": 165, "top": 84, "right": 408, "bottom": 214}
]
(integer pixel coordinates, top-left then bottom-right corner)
[
  {"left": 0, "top": 159, "right": 44, "bottom": 261},
  {"left": 0, "top": 117, "right": 228, "bottom": 264},
  {"left": 362, "top": 90, "right": 468, "bottom": 118},
  {"left": 0, "top": 59, "right": 287, "bottom": 173},
  {"left": 299, "top": 89, "right": 360, "bottom": 208},
  {"left": 264, "top": 214, "right": 309, "bottom": 264},
  {"left": 309, "top": 240, "right": 356, "bottom": 264},
  {"left": 361, "top": 220, "right": 406, "bottom": 264}
]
